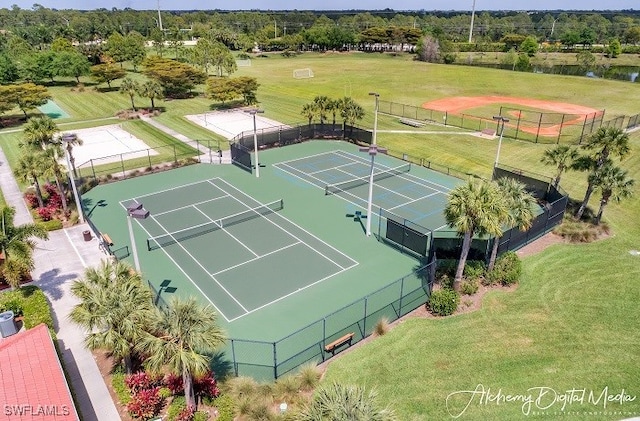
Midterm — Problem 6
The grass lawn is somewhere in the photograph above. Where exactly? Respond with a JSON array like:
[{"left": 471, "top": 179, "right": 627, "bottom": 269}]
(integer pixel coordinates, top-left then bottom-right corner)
[{"left": 0, "top": 51, "right": 639, "bottom": 419}]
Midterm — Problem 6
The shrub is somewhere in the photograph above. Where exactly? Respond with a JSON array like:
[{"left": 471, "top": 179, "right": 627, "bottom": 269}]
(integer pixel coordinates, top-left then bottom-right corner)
[
  {"left": 165, "top": 373, "right": 184, "bottom": 395},
  {"left": 428, "top": 288, "right": 460, "bottom": 316},
  {"left": 460, "top": 278, "right": 479, "bottom": 295},
  {"left": 112, "top": 367, "right": 132, "bottom": 405},
  {"left": 373, "top": 317, "right": 390, "bottom": 336},
  {"left": 125, "top": 371, "right": 161, "bottom": 393},
  {"left": 194, "top": 371, "right": 220, "bottom": 401},
  {"left": 0, "top": 299, "right": 24, "bottom": 316},
  {"left": 24, "top": 192, "right": 39, "bottom": 209},
  {"left": 296, "top": 362, "right": 321, "bottom": 391},
  {"left": 193, "top": 412, "right": 208, "bottom": 421},
  {"left": 0, "top": 286, "right": 54, "bottom": 330},
  {"left": 127, "top": 387, "right": 164, "bottom": 420},
  {"left": 167, "top": 395, "right": 186, "bottom": 421},
  {"left": 463, "top": 260, "right": 485, "bottom": 281},
  {"left": 36, "top": 206, "right": 55, "bottom": 221},
  {"left": 213, "top": 394, "right": 235, "bottom": 421},
  {"left": 175, "top": 406, "right": 195, "bottom": 421},
  {"left": 39, "top": 219, "right": 63, "bottom": 231},
  {"left": 486, "top": 252, "right": 522, "bottom": 286}
]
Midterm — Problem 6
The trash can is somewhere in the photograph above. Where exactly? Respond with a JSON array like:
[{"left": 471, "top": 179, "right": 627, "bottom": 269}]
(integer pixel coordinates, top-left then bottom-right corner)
[
  {"left": 83, "top": 230, "right": 92, "bottom": 241},
  {"left": 0, "top": 311, "right": 17, "bottom": 338}
]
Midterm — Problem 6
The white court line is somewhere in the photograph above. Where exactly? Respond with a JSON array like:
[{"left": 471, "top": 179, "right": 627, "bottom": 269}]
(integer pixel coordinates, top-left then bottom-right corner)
[
  {"left": 117, "top": 201, "right": 232, "bottom": 322},
  {"left": 329, "top": 164, "right": 416, "bottom": 202},
  {"left": 211, "top": 241, "right": 301, "bottom": 277},
  {"left": 271, "top": 149, "right": 343, "bottom": 166},
  {"left": 120, "top": 178, "right": 223, "bottom": 203},
  {"left": 334, "top": 149, "right": 452, "bottom": 193},
  {"left": 308, "top": 160, "right": 361, "bottom": 175},
  {"left": 152, "top": 194, "right": 231, "bottom": 217},
  {"left": 192, "top": 205, "right": 259, "bottom": 258},
  {"left": 386, "top": 191, "right": 443, "bottom": 211},
  {"left": 227, "top": 264, "right": 355, "bottom": 323},
  {"left": 63, "top": 228, "right": 88, "bottom": 268},
  {"left": 148, "top": 213, "right": 249, "bottom": 313},
  {"left": 209, "top": 178, "right": 358, "bottom": 270}
]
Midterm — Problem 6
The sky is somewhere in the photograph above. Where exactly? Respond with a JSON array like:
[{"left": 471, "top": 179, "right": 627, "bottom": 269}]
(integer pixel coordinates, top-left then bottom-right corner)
[{"left": 4, "top": 1, "right": 638, "bottom": 12}]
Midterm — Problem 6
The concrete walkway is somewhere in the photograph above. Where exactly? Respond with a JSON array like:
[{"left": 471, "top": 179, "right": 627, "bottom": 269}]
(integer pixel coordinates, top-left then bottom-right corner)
[
  {"left": 140, "top": 115, "right": 232, "bottom": 164},
  {"left": 0, "top": 145, "right": 121, "bottom": 421}
]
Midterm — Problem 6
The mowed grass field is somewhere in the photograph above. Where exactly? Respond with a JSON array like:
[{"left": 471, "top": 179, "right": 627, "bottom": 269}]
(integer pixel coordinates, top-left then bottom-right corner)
[{"left": 0, "top": 52, "right": 639, "bottom": 419}]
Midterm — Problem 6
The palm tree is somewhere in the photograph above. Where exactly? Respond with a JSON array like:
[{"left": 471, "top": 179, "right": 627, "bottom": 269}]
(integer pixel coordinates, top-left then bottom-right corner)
[
  {"left": 69, "top": 260, "right": 155, "bottom": 374},
  {"left": 22, "top": 116, "right": 59, "bottom": 149},
  {"left": 137, "top": 297, "right": 226, "bottom": 410},
  {"left": 312, "top": 95, "right": 330, "bottom": 125},
  {"left": 590, "top": 162, "right": 634, "bottom": 225},
  {"left": 59, "top": 133, "right": 84, "bottom": 179},
  {"left": 0, "top": 206, "right": 48, "bottom": 289},
  {"left": 327, "top": 98, "right": 339, "bottom": 127},
  {"left": 301, "top": 103, "right": 316, "bottom": 126},
  {"left": 14, "top": 150, "right": 49, "bottom": 208},
  {"left": 297, "top": 382, "right": 397, "bottom": 421},
  {"left": 487, "top": 178, "right": 535, "bottom": 271},
  {"left": 119, "top": 77, "right": 140, "bottom": 111},
  {"left": 42, "top": 145, "right": 68, "bottom": 213},
  {"left": 444, "top": 178, "right": 506, "bottom": 291},
  {"left": 139, "top": 80, "right": 164, "bottom": 111},
  {"left": 576, "top": 127, "right": 630, "bottom": 219},
  {"left": 540, "top": 144, "right": 579, "bottom": 189}
]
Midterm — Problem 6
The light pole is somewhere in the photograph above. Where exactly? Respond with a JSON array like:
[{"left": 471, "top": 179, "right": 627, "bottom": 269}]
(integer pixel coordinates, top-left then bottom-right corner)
[
  {"left": 369, "top": 92, "right": 380, "bottom": 145},
  {"left": 492, "top": 116, "right": 509, "bottom": 168},
  {"left": 62, "top": 134, "right": 84, "bottom": 223},
  {"left": 126, "top": 202, "right": 150, "bottom": 273},
  {"left": 245, "top": 109, "right": 264, "bottom": 178}
]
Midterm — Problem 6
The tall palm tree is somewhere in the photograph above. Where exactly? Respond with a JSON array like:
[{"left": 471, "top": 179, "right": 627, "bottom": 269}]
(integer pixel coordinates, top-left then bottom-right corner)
[
  {"left": 576, "top": 127, "right": 630, "bottom": 219},
  {"left": 0, "top": 206, "right": 48, "bottom": 289},
  {"left": 339, "top": 96, "right": 365, "bottom": 126},
  {"left": 22, "top": 116, "right": 59, "bottom": 149},
  {"left": 70, "top": 260, "right": 155, "bottom": 374},
  {"left": 444, "top": 178, "right": 506, "bottom": 291},
  {"left": 14, "top": 150, "right": 49, "bottom": 208},
  {"left": 42, "top": 144, "right": 68, "bottom": 213},
  {"left": 590, "top": 162, "right": 634, "bottom": 225},
  {"left": 137, "top": 297, "right": 226, "bottom": 410},
  {"left": 59, "top": 133, "right": 84, "bottom": 179},
  {"left": 487, "top": 178, "right": 535, "bottom": 271},
  {"left": 312, "top": 95, "right": 330, "bottom": 125},
  {"left": 139, "top": 80, "right": 164, "bottom": 111},
  {"left": 119, "top": 77, "right": 140, "bottom": 111},
  {"left": 540, "top": 144, "right": 579, "bottom": 189},
  {"left": 297, "top": 382, "right": 397, "bottom": 421},
  {"left": 301, "top": 103, "right": 316, "bottom": 126},
  {"left": 327, "top": 98, "right": 339, "bottom": 127}
]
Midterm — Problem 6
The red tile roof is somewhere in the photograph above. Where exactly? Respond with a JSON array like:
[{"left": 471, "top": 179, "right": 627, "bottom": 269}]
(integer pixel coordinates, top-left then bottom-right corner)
[{"left": 0, "top": 324, "right": 79, "bottom": 421}]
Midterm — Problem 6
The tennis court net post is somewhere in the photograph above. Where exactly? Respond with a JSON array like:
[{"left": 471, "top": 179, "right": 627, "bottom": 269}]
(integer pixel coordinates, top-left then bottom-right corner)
[
  {"left": 146, "top": 199, "right": 284, "bottom": 251},
  {"left": 324, "top": 163, "right": 411, "bottom": 195}
]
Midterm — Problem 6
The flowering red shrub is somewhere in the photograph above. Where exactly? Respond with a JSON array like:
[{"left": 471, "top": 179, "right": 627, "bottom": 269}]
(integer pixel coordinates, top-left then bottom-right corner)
[
  {"left": 36, "top": 206, "right": 55, "bottom": 221},
  {"left": 43, "top": 183, "right": 63, "bottom": 209},
  {"left": 164, "top": 373, "right": 184, "bottom": 395},
  {"left": 175, "top": 406, "right": 195, "bottom": 421},
  {"left": 125, "top": 371, "right": 161, "bottom": 394},
  {"left": 126, "top": 387, "right": 164, "bottom": 420},
  {"left": 194, "top": 371, "right": 220, "bottom": 400},
  {"left": 24, "top": 192, "right": 39, "bottom": 209}
]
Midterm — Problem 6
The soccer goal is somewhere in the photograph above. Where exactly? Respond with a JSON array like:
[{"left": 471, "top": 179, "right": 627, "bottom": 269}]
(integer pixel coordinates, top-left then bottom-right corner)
[
  {"left": 236, "top": 59, "right": 252, "bottom": 67},
  {"left": 293, "top": 68, "right": 314, "bottom": 79}
]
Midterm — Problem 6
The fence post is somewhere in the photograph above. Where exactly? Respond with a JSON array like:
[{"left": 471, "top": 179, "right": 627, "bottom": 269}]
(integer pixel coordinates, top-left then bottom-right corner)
[
  {"left": 363, "top": 297, "right": 368, "bottom": 337},
  {"left": 173, "top": 145, "right": 177, "bottom": 163},
  {"left": 120, "top": 154, "right": 126, "bottom": 178},
  {"left": 147, "top": 150, "right": 152, "bottom": 168},
  {"left": 91, "top": 160, "right": 96, "bottom": 181},
  {"left": 398, "top": 276, "right": 405, "bottom": 317},
  {"left": 273, "top": 342, "right": 278, "bottom": 380},
  {"left": 557, "top": 114, "right": 566, "bottom": 144},
  {"left": 231, "top": 340, "right": 238, "bottom": 376}
]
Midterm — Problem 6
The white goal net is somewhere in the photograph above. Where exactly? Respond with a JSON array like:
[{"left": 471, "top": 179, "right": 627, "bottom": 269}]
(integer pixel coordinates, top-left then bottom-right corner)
[
  {"left": 236, "top": 59, "right": 252, "bottom": 67},
  {"left": 293, "top": 68, "right": 314, "bottom": 79}
]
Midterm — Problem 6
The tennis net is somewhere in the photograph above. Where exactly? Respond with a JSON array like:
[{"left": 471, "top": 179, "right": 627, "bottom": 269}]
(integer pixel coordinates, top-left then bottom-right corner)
[
  {"left": 147, "top": 199, "right": 284, "bottom": 251},
  {"left": 325, "top": 163, "right": 411, "bottom": 195}
]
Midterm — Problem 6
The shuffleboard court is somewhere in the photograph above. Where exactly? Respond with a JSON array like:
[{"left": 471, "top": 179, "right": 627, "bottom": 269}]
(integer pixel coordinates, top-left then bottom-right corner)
[
  {"left": 120, "top": 177, "right": 358, "bottom": 321},
  {"left": 273, "top": 150, "right": 456, "bottom": 232}
]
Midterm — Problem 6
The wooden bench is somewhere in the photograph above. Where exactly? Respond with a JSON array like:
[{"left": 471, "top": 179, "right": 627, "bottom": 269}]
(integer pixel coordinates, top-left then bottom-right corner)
[
  {"left": 101, "top": 233, "right": 113, "bottom": 246},
  {"left": 324, "top": 332, "right": 355, "bottom": 355},
  {"left": 399, "top": 118, "right": 425, "bottom": 128}
]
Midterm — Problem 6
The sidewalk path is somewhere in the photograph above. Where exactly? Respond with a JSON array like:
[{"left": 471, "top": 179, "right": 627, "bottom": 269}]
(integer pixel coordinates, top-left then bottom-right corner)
[
  {"left": 140, "top": 115, "right": 231, "bottom": 164},
  {"left": 0, "top": 145, "right": 121, "bottom": 421}
]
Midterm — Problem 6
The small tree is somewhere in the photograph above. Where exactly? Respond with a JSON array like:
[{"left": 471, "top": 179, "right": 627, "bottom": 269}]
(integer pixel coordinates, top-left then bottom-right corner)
[
  {"left": 90, "top": 63, "right": 126, "bottom": 88},
  {"left": 417, "top": 35, "right": 440, "bottom": 63},
  {"left": 520, "top": 36, "right": 538, "bottom": 57},
  {"left": 301, "top": 103, "right": 316, "bottom": 126},
  {"left": 120, "top": 78, "right": 140, "bottom": 111},
  {"left": 139, "top": 80, "right": 164, "bottom": 111},
  {"left": 607, "top": 38, "right": 622, "bottom": 58},
  {"left": 591, "top": 162, "right": 634, "bottom": 225},
  {"left": 576, "top": 50, "right": 596, "bottom": 73},
  {"left": 540, "top": 145, "right": 579, "bottom": 189}
]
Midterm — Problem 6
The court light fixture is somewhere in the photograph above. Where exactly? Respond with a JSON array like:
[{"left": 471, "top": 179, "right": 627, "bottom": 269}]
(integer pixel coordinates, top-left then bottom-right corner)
[
  {"left": 369, "top": 92, "right": 380, "bottom": 146},
  {"left": 245, "top": 109, "right": 265, "bottom": 178},
  {"left": 126, "top": 201, "right": 150, "bottom": 273},
  {"left": 492, "top": 115, "right": 510, "bottom": 169}
]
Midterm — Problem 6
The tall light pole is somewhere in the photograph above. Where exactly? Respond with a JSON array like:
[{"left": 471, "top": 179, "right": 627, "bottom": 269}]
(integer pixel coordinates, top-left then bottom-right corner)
[
  {"left": 157, "top": 0, "right": 163, "bottom": 31},
  {"left": 361, "top": 92, "right": 383, "bottom": 237},
  {"left": 369, "top": 92, "right": 380, "bottom": 146},
  {"left": 126, "top": 202, "right": 149, "bottom": 273},
  {"left": 492, "top": 116, "right": 509, "bottom": 168},
  {"left": 245, "top": 109, "right": 264, "bottom": 178},
  {"left": 468, "top": 0, "right": 477, "bottom": 43},
  {"left": 62, "top": 134, "right": 84, "bottom": 223}
]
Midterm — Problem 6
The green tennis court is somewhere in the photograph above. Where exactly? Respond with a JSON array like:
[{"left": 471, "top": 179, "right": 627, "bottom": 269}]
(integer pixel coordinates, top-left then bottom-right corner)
[{"left": 121, "top": 177, "right": 357, "bottom": 321}]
